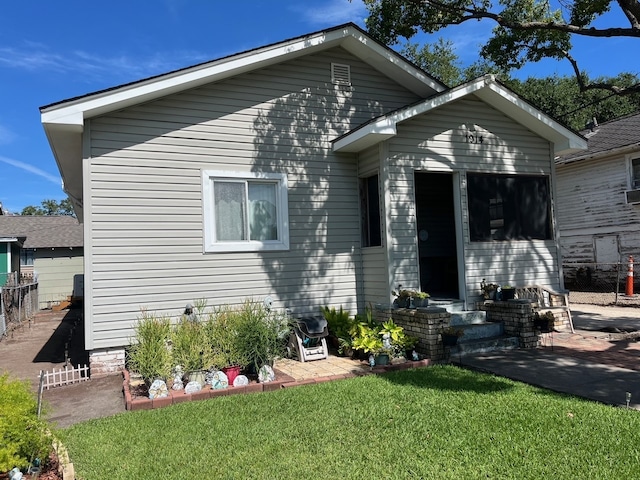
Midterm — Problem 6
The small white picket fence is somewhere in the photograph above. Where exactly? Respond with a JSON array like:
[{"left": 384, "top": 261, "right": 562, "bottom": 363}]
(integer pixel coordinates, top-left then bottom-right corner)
[{"left": 39, "top": 364, "right": 90, "bottom": 390}]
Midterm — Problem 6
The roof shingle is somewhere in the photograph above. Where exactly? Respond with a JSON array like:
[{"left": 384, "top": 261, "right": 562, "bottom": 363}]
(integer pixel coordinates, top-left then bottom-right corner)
[{"left": 0, "top": 216, "right": 83, "bottom": 248}]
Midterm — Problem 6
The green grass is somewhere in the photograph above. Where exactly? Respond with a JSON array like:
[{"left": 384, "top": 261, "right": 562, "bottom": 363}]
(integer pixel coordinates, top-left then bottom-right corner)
[{"left": 61, "top": 365, "right": 640, "bottom": 479}]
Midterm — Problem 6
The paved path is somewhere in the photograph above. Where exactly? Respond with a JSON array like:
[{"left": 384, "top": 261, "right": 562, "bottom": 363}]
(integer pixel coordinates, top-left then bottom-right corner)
[
  {"left": 461, "top": 303, "right": 640, "bottom": 408},
  {"left": 0, "top": 309, "right": 125, "bottom": 428}
]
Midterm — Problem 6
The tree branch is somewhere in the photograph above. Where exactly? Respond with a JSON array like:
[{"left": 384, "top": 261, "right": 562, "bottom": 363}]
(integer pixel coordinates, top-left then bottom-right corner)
[{"left": 413, "top": 0, "right": 640, "bottom": 37}]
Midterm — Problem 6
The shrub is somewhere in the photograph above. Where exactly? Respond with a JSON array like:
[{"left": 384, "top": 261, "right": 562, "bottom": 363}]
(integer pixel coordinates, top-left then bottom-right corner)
[
  {"left": 127, "top": 312, "right": 172, "bottom": 383},
  {"left": 171, "top": 318, "right": 211, "bottom": 372},
  {"left": 0, "top": 373, "right": 51, "bottom": 472}
]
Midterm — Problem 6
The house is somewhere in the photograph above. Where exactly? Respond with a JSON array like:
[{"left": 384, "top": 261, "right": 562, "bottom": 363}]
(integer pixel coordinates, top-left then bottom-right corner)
[
  {"left": 40, "top": 23, "right": 586, "bottom": 374},
  {"left": 556, "top": 112, "right": 640, "bottom": 287},
  {"left": 0, "top": 215, "right": 83, "bottom": 308}
]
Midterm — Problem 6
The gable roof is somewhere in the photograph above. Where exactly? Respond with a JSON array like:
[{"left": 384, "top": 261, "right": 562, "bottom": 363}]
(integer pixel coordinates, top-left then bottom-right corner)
[
  {"left": 40, "top": 23, "right": 446, "bottom": 219},
  {"left": 333, "top": 75, "right": 587, "bottom": 155},
  {"left": 0, "top": 216, "right": 83, "bottom": 249},
  {"left": 556, "top": 111, "right": 640, "bottom": 165}
]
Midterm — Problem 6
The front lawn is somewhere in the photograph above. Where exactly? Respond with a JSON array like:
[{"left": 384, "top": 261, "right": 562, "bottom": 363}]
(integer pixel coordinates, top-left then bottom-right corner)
[{"left": 62, "top": 365, "right": 640, "bottom": 479}]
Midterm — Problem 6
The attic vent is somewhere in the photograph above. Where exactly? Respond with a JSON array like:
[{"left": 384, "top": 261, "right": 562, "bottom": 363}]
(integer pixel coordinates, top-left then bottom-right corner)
[
  {"left": 625, "top": 189, "right": 640, "bottom": 205},
  {"left": 331, "top": 63, "right": 351, "bottom": 85}
]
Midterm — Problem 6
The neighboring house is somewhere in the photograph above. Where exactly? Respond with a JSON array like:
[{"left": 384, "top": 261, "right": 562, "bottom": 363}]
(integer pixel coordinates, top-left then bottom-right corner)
[
  {"left": 40, "top": 23, "right": 586, "bottom": 373},
  {"left": 0, "top": 215, "right": 84, "bottom": 308},
  {"left": 556, "top": 112, "right": 640, "bottom": 285}
]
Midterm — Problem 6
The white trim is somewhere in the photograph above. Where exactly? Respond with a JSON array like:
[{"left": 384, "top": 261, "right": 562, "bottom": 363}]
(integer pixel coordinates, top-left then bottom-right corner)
[
  {"left": 626, "top": 152, "right": 640, "bottom": 190},
  {"left": 333, "top": 75, "right": 587, "bottom": 156},
  {"left": 202, "top": 170, "right": 289, "bottom": 253},
  {"left": 41, "top": 25, "right": 442, "bottom": 127},
  {"left": 452, "top": 171, "right": 467, "bottom": 305},
  {"left": 82, "top": 122, "right": 94, "bottom": 350}
]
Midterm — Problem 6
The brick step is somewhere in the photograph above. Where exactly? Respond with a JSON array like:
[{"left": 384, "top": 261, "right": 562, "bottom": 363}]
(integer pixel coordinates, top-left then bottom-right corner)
[
  {"left": 457, "top": 321, "right": 504, "bottom": 341},
  {"left": 450, "top": 310, "right": 487, "bottom": 326},
  {"left": 448, "top": 335, "right": 520, "bottom": 357}
]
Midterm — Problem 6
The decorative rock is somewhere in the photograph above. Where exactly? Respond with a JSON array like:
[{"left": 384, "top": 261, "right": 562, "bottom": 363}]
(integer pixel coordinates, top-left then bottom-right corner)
[
  {"left": 233, "top": 374, "right": 249, "bottom": 387},
  {"left": 205, "top": 368, "right": 217, "bottom": 385},
  {"left": 148, "top": 379, "right": 169, "bottom": 399},
  {"left": 258, "top": 364, "right": 275, "bottom": 383},
  {"left": 172, "top": 365, "right": 184, "bottom": 390},
  {"left": 9, "top": 467, "right": 23, "bottom": 480},
  {"left": 184, "top": 381, "right": 202, "bottom": 394},
  {"left": 212, "top": 370, "right": 229, "bottom": 389}
]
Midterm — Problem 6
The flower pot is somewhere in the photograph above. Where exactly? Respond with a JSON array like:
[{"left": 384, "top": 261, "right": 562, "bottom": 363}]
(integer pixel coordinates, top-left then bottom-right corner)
[
  {"left": 501, "top": 288, "right": 516, "bottom": 300},
  {"left": 414, "top": 298, "right": 429, "bottom": 308},
  {"left": 222, "top": 365, "right": 242, "bottom": 385},
  {"left": 187, "top": 370, "right": 206, "bottom": 387},
  {"left": 534, "top": 319, "right": 553, "bottom": 333},
  {"left": 394, "top": 298, "right": 410, "bottom": 308},
  {"left": 441, "top": 334, "right": 459, "bottom": 347},
  {"left": 374, "top": 353, "right": 390, "bottom": 366}
]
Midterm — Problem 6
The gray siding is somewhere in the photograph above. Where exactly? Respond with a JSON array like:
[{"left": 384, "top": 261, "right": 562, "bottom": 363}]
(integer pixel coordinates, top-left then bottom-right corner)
[
  {"left": 87, "top": 47, "right": 419, "bottom": 349},
  {"left": 387, "top": 97, "right": 560, "bottom": 303},
  {"left": 358, "top": 144, "right": 389, "bottom": 306},
  {"left": 556, "top": 152, "right": 640, "bottom": 265}
]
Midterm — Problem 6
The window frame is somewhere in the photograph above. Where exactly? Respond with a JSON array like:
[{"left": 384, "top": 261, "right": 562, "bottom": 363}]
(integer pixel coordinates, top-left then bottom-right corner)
[
  {"left": 627, "top": 154, "right": 640, "bottom": 190},
  {"left": 359, "top": 173, "right": 383, "bottom": 248},
  {"left": 467, "top": 172, "right": 553, "bottom": 242},
  {"left": 202, "top": 170, "right": 289, "bottom": 253}
]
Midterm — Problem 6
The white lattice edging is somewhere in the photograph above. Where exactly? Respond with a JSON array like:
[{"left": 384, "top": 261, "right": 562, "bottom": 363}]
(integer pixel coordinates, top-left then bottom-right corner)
[{"left": 40, "top": 365, "right": 90, "bottom": 390}]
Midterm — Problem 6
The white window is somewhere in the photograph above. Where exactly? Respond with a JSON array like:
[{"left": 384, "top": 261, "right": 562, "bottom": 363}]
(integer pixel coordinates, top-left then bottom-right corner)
[{"left": 202, "top": 170, "right": 289, "bottom": 252}]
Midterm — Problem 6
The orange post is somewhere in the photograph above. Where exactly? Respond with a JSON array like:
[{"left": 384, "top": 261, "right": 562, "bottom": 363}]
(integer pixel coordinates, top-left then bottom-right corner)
[{"left": 626, "top": 255, "right": 634, "bottom": 296}]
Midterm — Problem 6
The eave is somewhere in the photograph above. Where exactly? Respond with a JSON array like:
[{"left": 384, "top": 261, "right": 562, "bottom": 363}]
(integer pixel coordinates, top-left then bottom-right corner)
[
  {"left": 41, "top": 23, "right": 445, "bottom": 222},
  {"left": 333, "top": 75, "right": 587, "bottom": 156}
]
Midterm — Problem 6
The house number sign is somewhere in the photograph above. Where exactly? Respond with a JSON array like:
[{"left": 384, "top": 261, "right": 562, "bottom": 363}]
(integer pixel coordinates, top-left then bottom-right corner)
[{"left": 466, "top": 133, "right": 484, "bottom": 144}]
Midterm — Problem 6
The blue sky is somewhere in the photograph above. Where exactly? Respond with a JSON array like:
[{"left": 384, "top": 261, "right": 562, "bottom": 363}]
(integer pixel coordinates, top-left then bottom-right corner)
[{"left": 0, "top": 1, "right": 636, "bottom": 214}]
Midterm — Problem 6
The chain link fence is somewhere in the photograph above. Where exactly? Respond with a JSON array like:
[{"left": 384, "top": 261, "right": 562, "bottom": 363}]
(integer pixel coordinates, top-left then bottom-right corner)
[
  {"left": 1, "top": 272, "right": 39, "bottom": 340},
  {"left": 563, "top": 262, "right": 640, "bottom": 306}
]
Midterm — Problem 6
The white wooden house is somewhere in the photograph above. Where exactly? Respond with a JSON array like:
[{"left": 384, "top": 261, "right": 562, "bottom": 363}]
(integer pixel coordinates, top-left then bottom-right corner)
[
  {"left": 41, "top": 24, "right": 586, "bottom": 373},
  {"left": 556, "top": 112, "right": 640, "bottom": 286}
]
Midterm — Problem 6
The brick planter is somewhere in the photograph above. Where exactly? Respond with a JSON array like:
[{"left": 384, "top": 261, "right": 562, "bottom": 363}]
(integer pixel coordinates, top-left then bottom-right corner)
[
  {"left": 483, "top": 300, "right": 539, "bottom": 348},
  {"left": 375, "top": 306, "right": 452, "bottom": 361}
]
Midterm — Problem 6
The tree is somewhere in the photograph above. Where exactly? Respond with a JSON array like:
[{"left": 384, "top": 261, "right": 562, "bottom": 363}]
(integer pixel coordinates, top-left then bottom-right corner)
[
  {"left": 364, "top": 0, "right": 640, "bottom": 95},
  {"left": 20, "top": 198, "right": 75, "bottom": 216},
  {"left": 400, "top": 38, "right": 640, "bottom": 129}
]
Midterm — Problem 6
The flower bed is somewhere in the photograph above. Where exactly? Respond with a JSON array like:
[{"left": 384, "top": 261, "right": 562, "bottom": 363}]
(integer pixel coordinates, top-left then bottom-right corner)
[
  {"left": 122, "top": 358, "right": 432, "bottom": 411},
  {"left": 122, "top": 368, "right": 296, "bottom": 411}
]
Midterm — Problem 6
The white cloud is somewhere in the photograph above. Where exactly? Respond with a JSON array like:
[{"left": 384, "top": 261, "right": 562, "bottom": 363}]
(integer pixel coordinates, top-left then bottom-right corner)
[
  {"left": 0, "top": 43, "right": 209, "bottom": 83},
  {"left": 0, "top": 155, "right": 61, "bottom": 184},
  {"left": 293, "top": 0, "right": 368, "bottom": 26}
]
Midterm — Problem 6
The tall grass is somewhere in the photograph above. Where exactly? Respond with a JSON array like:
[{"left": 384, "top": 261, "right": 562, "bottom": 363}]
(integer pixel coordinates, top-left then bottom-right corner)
[{"left": 62, "top": 365, "right": 640, "bottom": 479}]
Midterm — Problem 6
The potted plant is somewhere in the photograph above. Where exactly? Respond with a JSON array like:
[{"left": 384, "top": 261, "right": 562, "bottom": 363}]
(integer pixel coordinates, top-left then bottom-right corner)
[
  {"left": 480, "top": 279, "right": 498, "bottom": 300},
  {"left": 400, "top": 334, "right": 420, "bottom": 360},
  {"left": 533, "top": 311, "right": 555, "bottom": 332},
  {"left": 441, "top": 326, "right": 464, "bottom": 347},
  {"left": 392, "top": 285, "right": 412, "bottom": 308},
  {"left": 411, "top": 290, "right": 430, "bottom": 307},
  {"left": 127, "top": 312, "right": 173, "bottom": 385},
  {"left": 321, "top": 305, "right": 354, "bottom": 355}
]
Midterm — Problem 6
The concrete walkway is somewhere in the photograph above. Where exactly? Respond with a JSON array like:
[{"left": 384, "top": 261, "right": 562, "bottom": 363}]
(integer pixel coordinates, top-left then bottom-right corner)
[{"left": 460, "top": 303, "right": 640, "bottom": 408}]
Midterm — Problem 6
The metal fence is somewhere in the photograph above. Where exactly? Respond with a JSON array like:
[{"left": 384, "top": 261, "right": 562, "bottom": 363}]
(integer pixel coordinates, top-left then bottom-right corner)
[
  {"left": 1, "top": 272, "right": 39, "bottom": 340},
  {"left": 563, "top": 262, "right": 640, "bottom": 306}
]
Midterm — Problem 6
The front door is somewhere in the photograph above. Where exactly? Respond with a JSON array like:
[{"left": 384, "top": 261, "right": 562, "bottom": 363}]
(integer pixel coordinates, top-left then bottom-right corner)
[{"left": 414, "top": 172, "right": 459, "bottom": 298}]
